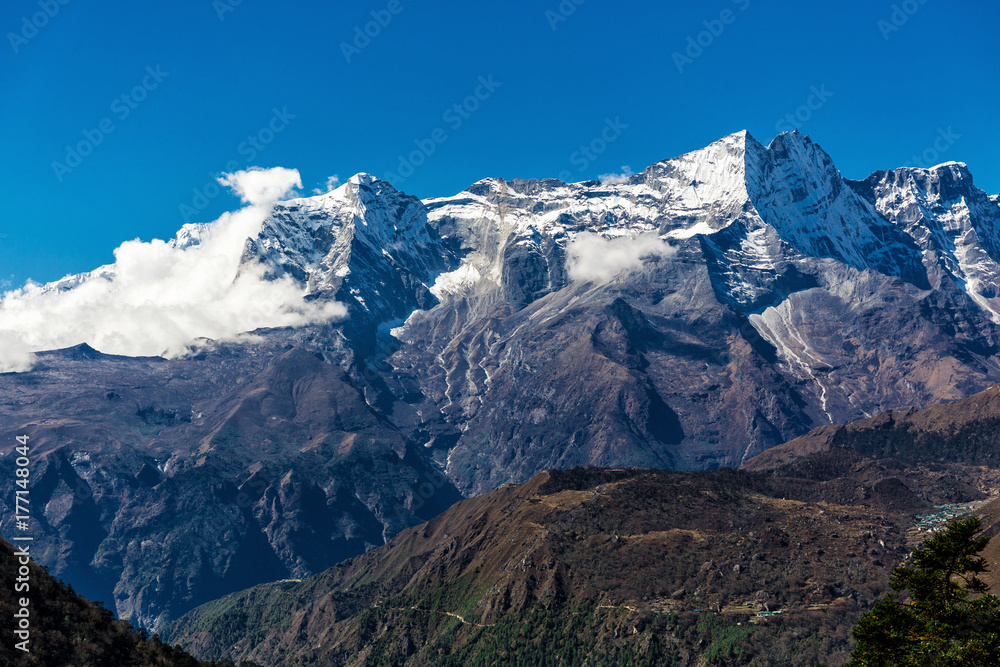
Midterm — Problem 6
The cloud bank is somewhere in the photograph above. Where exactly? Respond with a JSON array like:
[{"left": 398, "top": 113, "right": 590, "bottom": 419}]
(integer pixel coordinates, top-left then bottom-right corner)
[
  {"left": 0, "top": 332, "right": 35, "bottom": 373},
  {"left": 0, "top": 167, "right": 346, "bottom": 373},
  {"left": 219, "top": 166, "right": 302, "bottom": 205},
  {"left": 566, "top": 232, "right": 676, "bottom": 283}
]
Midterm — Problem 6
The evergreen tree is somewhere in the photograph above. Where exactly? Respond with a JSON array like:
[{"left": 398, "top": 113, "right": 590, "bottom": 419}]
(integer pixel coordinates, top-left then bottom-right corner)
[{"left": 848, "top": 517, "right": 1000, "bottom": 666}]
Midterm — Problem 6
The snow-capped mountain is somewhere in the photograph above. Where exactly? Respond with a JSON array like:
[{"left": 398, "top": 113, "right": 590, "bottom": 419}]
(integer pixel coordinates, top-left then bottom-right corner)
[
  {"left": 853, "top": 161, "right": 1000, "bottom": 320},
  {"left": 153, "top": 129, "right": 1000, "bottom": 486},
  {"left": 241, "top": 130, "right": 995, "bottom": 324},
  {"left": 3, "top": 130, "right": 1000, "bottom": 629},
  {"left": 248, "top": 174, "right": 448, "bottom": 301},
  {"left": 223, "top": 130, "right": 1000, "bottom": 486}
]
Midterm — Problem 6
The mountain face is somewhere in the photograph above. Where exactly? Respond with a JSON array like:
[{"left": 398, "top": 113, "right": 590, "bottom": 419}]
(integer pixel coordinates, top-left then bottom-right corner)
[
  {"left": 743, "top": 383, "right": 1000, "bottom": 474},
  {"left": 0, "top": 342, "right": 462, "bottom": 631},
  {"left": 165, "top": 384, "right": 1000, "bottom": 666},
  {"left": 3, "top": 130, "right": 1000, "bottom": 629},
  {"left": 852, "top": 162, "right": 1000, "bottom": 318},
  {"left": 377, "top": 131, "right": 1000, "bottom": 491}
]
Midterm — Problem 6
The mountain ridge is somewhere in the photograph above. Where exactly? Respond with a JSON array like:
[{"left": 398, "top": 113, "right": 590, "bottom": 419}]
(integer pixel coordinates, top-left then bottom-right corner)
[{"left": 4, "top": 131, "right": 1000, "bottom": 629}]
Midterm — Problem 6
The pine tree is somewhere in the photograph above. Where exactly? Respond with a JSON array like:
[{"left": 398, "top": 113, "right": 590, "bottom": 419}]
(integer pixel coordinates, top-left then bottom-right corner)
[{"left": 848, "top": 517, "right": 1000, "bottom": 666}]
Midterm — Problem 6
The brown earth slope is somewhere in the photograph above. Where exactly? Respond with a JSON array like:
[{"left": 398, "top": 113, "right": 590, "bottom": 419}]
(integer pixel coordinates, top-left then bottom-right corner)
[
  {"left": 165, "top": 466, "right": 961, "bottom": 666},
  {"left": 744, "top": 384, "right": 1000, "bottom": 475},
  {"left": 164, "top": 384, "right": 1000, "bottom": 666}
]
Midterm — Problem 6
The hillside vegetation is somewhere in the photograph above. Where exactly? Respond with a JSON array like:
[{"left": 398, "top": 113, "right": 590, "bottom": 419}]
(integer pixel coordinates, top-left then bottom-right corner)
[{"left": 0, "top": 536, "right": 252, "bottom": 666}]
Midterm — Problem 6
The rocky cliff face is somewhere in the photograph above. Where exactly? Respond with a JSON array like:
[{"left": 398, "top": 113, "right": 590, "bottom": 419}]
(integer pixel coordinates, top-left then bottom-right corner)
[
  {"left": 2, "top": 130, "right": 1000, "bottom": 628},
  {"left": 0, "top": 342, "right": 462, "bottom": 630},
  {"left": 376, "top": 131, "right": 1000, "bottom": 491}
]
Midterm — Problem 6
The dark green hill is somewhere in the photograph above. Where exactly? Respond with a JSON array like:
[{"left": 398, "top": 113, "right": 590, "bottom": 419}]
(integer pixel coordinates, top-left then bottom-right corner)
[{"left": 0, "top": 535, "right": 253, "bottom": 666}]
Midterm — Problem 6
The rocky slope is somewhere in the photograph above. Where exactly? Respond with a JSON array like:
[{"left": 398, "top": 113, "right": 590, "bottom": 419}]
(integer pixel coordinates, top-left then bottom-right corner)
[
  {"left": 4, "top": 131, "right": 1000, "bottom": 629},
  {"left": 163, "top": 463, "right": 1000, "bottom": 667},
  {"left": 742, "top": 383, "right": 1000, "bottom": 474},
  {"left": 164, "top": 385, "right": 1000, "bottom": 666},
  {"left": 162, "top": 467, "right": 903, "bottom": 666},
  {"left": 0, "top": 341, "right": 461, "bottom": 631}
]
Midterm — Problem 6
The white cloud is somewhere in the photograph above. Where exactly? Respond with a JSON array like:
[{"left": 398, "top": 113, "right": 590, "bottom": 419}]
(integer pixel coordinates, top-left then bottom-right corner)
[
  {"left": 566, "top": 232, "right": 676, "bottom": 284},
  {"left": 0, "top": 167, "right": 346, "bottom": 372},
  {"left": 598, "top": 166, "right": 633, "bottom": 185},
  {"left": 313, "top": 175, "right": 341, "bottom": 195},
  {"left": 0, "top": 332, "right": 34, "bottom": 374},
  {"left": 218, "top": 166, "right": 302, "bottom": 205}
]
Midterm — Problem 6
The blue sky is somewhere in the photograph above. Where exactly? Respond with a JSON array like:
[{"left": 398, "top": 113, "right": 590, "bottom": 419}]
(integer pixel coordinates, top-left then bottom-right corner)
[{"left": 1, "top": 0, "right": 998, "bottom": 288}]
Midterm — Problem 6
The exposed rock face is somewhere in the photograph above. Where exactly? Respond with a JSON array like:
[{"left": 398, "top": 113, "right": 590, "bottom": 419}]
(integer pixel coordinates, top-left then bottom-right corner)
[
  {"left": 379, "top": 131, "right": 1000, "bottom": 491},
  {"left": 3, "top": 131, "right": 1000, "bottom": 628},
  {"left": 0, "top": 343, "right": 461, "bottom": 630}
]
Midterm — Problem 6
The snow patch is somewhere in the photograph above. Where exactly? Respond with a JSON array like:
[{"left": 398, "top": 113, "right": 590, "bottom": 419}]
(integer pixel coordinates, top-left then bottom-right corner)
[
  {"left": 665, "top": 222, "right": 716, "bottom": 240},
  {"left": 430, "top": 264, "right": 482, "bottom": 300}
]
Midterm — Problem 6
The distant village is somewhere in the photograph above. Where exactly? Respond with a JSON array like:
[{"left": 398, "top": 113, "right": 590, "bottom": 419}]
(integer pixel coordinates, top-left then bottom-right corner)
[{"left": 906, "top": 500, "right": 988, "bottom": 544}]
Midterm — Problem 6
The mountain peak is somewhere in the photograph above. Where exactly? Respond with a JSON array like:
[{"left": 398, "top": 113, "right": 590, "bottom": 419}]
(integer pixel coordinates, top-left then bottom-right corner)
[
  {"left": 347, "top": 172, "right": 378, "bottom": 186},
  {"left": 933, "top": 160, "right": 968, "bottom": 170},
  {"left": 767, "top": 129, "right": 818, "bottom": 150},
  {"left": 869, "top": 160, "right": 980, "bottom": 203},
  {"left": 720, "top": 127, "right": 752, "bottom": 142},
  {"left": 636, "top": 130, "right": 762, "bottom": 233},
  {"left": 905, "top": 160, "right": 973, "bottom": 182},
  {"left": 702, "top": 128, "right": 766, "bottom": 157},
  {"left": 38, "top": 342, "right": 114, "bottom": 361},
  {"left": 763, "top": 129, "right": 835, "bottom": 169}
]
